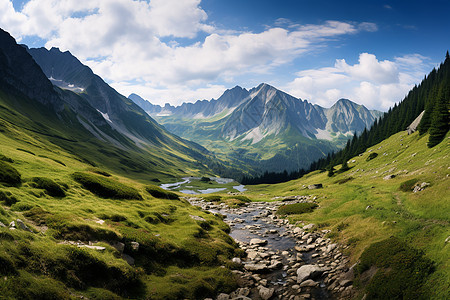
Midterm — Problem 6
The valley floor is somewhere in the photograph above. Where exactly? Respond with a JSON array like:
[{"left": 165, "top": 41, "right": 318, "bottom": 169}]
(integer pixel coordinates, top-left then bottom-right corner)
[{"left": 0, "top": 127, "right": 448, "bottom": 299}]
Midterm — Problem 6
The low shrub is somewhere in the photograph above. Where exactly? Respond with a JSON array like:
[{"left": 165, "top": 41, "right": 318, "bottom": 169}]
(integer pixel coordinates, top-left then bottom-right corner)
[
  {"left": 73, "top": 172, "right": 142, "bottom": 200},
  {"left": 0, "top": 190, "right": 18, "bottom": 206},
  {"left": 276, "top": 202, "right": 318, "bottom": 215},
  {"left": 88, "top": 168, "right": 112, "bottom": 177},
  {"left": 145, "top": 185, "right": 179, "bottom": 200},
  {"left": 32, "top": 177, "right": 66, "bottom": 197},
  {"left": 200, "top": 177, "right": 211, "bottom": 182},
  {"left": 23, "top": 207, "right": 51, "bottom": 226},
  {"left": 11, "top": 202, "right": 35, "bottom": 211},
  {"left": 356, "top": 236, "right": 434, "bottom": 299},
  {"left": 228, "top": 195, "right": 251, "bottom": 203},
  {"left": 48, "top": 220, "right": 120, "bottom": 241},
  {"left": 399, "top": 178, "right": 419, "bottom": 192},
  {"left": 0, "top": 154, "right": 14, "bottom": 163},
  {"left": 0, "top": 161, "right": 21, "bottom": 186},
  {"left": 203, "top": 195, "right": 221, "bottom": 202},
  {"left": 334, "top": 177, "right": 354, "bottom": 185},
  {"left": 366, "top": 152, "right": 378, "bottom": 161},
  {"left": 0, "top": 253, "right": 17, "bottom": 275}
]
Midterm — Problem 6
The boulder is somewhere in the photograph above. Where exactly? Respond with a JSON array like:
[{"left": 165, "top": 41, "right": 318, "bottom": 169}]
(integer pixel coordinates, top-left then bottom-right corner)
[
  {"left": 247, "top": 251, "right": 259, "bottom": 260},
  {"left": 258, "top": 286, "right": 274, "bottom": 300},
  {"left": 293, "top": 227, "right": 303, "bottom": 234},
  {"left": 244, "top": 263, "right": 269, "bottom": 272},
  {"left": 250, "top": 238, "right": 268, "bottom": 246},
  {"left": 383, "top": 175, "right": 395, "bottom": 180},
  {"left": 296, "top": 264, "right": 325, "bottom": 283},
  {"left": 122, "top": 253, "right": 135, "bottom": 265},
  {"left": 110, "top": 241, "right": 125, "bottom": 253}
]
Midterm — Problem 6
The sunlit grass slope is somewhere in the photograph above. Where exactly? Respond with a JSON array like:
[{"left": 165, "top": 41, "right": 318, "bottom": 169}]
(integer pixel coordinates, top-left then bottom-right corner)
[
  {"left": 245, "top": 131, "right": 449, "bottom": 299},
  {"left": 0, "top": 126, "right": 240, "bottom": 299}
]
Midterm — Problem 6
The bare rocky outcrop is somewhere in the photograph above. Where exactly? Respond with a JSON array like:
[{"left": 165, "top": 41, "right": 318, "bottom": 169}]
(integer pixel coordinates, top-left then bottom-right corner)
[{"left": 406, "top": 110, "right": 425, "bottom": 134}]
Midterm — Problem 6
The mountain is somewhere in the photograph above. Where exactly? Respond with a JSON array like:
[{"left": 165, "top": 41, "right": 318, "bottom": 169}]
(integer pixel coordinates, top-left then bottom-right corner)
[
  {"left": 130, "top": 85, "right": 250, "bottom": 118},
  {"left": 0, "top": 28, "right": 228, "bottom": 180},
  {"left": 131, "top": 83, "right": 381, "bottom": 174}
]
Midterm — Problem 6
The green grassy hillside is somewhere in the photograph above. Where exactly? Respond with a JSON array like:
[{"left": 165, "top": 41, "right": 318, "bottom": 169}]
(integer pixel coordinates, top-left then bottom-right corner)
[
  {"left": 243, "top": 130, "right": 449, "bottom": 299},
  {"left": 0, "top": 124, "right": 240, "bottom": 299}
]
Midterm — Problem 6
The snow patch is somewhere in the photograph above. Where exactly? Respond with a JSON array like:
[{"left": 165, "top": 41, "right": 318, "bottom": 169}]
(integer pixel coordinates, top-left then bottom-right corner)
[
  {"left": 315, "top": 128, "right": 333, "bottom": 140},
  {"left": 242, "top": 127, "right": 266, "bottom": 144},
  {"left": 97, "top": 109, "right": 112, "bottom": 123}
]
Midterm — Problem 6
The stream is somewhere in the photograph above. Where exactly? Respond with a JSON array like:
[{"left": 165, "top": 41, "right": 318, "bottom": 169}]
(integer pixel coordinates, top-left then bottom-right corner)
[{"left": 187, "top": 197, "right": 355, "bottom": 300}]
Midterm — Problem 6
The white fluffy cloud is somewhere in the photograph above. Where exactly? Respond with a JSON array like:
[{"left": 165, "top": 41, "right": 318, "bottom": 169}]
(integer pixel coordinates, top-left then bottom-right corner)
[
  {"left": 286, "top": 53, "right": 433, "bottom": 111},
  {"left": 0, "top": 0, "right": 379, "bottom": 105}
]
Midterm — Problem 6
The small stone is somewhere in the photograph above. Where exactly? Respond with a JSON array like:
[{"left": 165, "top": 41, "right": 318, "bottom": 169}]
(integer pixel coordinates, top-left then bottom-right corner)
[
  {"left": 8, "top": 221, "right": 15, "bottom": 228},
  {"left": 217, "top": 293, "right": 230, "bottom": 300},
  {"left": 130, "top": 241, "right": 139, "bottom": 251},
  {"left": 232, "top": 257, "right": 242, "bottom": 264},
  {"left": 303, "top": 224, "right": 315, "bottom": 230},
  {"left": 78, "top": 245, "right": 106, "bottom": 251},
  {"left": 300, "top": 279, "right": 319, "bottom": 287},
  {"left": 258, "top": 286, "right": 274, "bottom": 300},
  {"left": 340, "top": 279, "right": 353, "bottom": 287}
]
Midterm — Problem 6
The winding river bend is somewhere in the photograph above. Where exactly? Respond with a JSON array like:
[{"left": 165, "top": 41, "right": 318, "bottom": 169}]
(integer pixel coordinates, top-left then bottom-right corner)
[{"left": 187, "top": 197, "right": 355, "bottom": 300}]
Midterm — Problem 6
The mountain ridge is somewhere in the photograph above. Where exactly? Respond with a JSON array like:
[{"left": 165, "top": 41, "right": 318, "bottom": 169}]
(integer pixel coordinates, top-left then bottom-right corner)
[{"left": 129, "top": 83, "right": 382, "bottom": 173}]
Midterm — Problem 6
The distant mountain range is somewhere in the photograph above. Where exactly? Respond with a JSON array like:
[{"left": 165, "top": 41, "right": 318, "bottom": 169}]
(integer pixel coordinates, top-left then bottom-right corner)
[{"left": 130, "top": 84, "right": 382, "bottom": 173}]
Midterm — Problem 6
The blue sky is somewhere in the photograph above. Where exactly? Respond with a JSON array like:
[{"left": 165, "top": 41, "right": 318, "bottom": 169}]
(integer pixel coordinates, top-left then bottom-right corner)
[{"left": 1, "top": 0, "right": 449, "bottom": 110}]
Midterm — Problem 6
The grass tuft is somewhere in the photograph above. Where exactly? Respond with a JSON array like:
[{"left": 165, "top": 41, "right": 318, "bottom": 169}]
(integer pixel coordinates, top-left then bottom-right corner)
[
  {"left": 145, "top": 185, "right": 179, "bottom": 200},
  {"left": 0, "top": 190, "right": 18, "bottom": 206},
  {"left": 276, "top": 202, "right": 318, "bottom": 215},
  {"left": 366, "top": 152, "right": 378, "bottom": 161},
  {"left": 32, "top": 177, "right": 66, "bottom": 197},
  {"left": 356, "top": 236, "right": 434, "bottom": 299},
  {"left": 73, "top": 172, "right": 142, "bottom": 200},
  {"left": 399, "top": 178, "right": 419, "bottom": 192},
  {"left": 0, "top": 161, "right": 21, "bottom": 186}
]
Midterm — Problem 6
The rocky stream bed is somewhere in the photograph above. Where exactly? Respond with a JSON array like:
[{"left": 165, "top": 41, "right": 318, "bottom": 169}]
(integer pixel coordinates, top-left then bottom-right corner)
[{"left": 186, "top": 196, "right": 356, "bottom": 300}]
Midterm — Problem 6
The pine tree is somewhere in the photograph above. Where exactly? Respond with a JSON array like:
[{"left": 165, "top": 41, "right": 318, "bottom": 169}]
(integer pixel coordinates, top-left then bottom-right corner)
[
  {"left": 327, "top": 165, "right": 335, "bottom": 177},
  {"left": 340, "top": 157, "right": 350, "bottom": 172},
  {"left": 428, "top": 98, "right": 450, "bottom": 147}
]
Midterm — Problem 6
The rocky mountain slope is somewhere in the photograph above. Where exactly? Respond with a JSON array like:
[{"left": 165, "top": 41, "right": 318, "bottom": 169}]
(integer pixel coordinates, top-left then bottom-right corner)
[{"left": 0, "top": 28, "right": 230, "bottom": 180}]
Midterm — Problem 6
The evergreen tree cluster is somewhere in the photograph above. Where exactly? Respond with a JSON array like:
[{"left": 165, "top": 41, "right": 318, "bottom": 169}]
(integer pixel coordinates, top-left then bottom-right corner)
[
  {"left": 242, "top": 52, "right": 449, "bottom": 185},
  {"left": 241, "top": 168, "right": 307, "bottom": 185}
]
